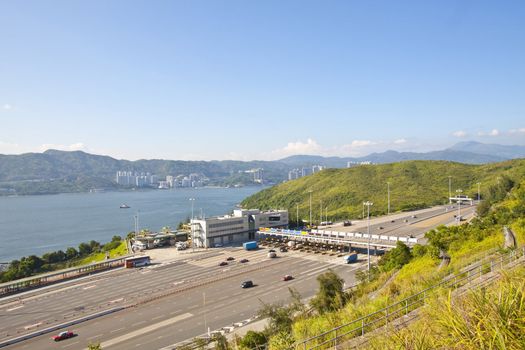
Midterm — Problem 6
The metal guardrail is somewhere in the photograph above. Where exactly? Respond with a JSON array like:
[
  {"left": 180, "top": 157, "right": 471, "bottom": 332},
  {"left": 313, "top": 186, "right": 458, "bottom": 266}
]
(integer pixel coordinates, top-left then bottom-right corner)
[{"left": 295, "top": 247, "right": 525, "bottom": 350}]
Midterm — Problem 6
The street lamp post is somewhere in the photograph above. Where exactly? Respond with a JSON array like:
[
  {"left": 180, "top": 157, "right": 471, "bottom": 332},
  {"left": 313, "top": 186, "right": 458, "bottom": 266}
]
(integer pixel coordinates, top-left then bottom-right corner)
[
  {"left": 296, "top": 204, "right": 299, "bottom": 229},
  {"left": 448, "top": 176, "right": 452, "bottom": 204},
  {"left": 387, "top": 182, "right": 391, "bottom": 215},
  {"left": 363, "top": 201, "right": 373, "bottom": 276},
  {"left": 190, "top": 198, "right": 195, "bottom": 252},
  {"left": 456, "top": 189, "right": 462, "bottom": 222},
  {"left": 476, "top": 182, "right": 481, "bottom": 201},
  {"left": 308, "top": 190, "right": 313, "bottom": 228}
]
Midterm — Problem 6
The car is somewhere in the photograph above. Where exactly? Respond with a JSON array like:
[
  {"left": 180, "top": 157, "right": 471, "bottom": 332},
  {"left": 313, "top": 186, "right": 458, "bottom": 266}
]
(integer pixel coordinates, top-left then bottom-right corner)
[
  {"left": 52, "top": 331, "right": 75, "bottom": 342},
  {"left": 268, "top": 249, "right": 276, "bottom": 253},
  {"left": 218, "top": 261, "right": 228, "bottom": 266},
  {"left": 282, "top": 275, "right": 293, "bottom": 281},
  {"left": 391, "top": 220, "right": 395, "bottom": 223},
  {"left": 279, "top": 247, "right": 288, "bottom": 252},
  {"left": 226, "top": 256, "right": 235, "bottom": 261},
  {"left": 404, "top": 219, "right": 409, "bottom": 223},
  {"left": 214, "top": 243, "right": 223, "bottom": 248},
  {"left": 241, "top": 280, "right": 253, "bottom": 288},
  {"left": 239, "top": 258, "right": 249, "bottom": 263},
  {"left": 412, "top": 215, "right": 417, "bottom": 218},
  {"left": 378, "top": 226, "right": 384, "bottom": 230}
]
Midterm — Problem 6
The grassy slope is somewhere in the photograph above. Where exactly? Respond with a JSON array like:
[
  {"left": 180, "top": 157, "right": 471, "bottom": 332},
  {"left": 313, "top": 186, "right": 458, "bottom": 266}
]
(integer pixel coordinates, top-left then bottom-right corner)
[
  {"left": 268, "top": 178, "right": 525, "bottom": 349},
  {"left": 74, "top": 241, "right": 129, "bottom": 266},
  {"left": 241, "top": 159, "right": 525, "bottom": 221}
]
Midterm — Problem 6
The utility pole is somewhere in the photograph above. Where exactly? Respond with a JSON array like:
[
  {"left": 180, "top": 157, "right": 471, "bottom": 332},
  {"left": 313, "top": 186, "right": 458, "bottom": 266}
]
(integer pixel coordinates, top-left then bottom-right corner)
[
  {"left": 363, "top": 201, "right": 373, "bottom": 278},
  {"left": 134, "top": 211, "right": 139, "bottom": 236}
]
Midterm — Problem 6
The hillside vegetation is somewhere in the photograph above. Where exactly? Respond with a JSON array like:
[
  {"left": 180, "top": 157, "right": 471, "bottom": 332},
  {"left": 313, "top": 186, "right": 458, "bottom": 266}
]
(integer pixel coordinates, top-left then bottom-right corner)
[
  {"left": 233, "top": 167, "right": 525, "bottom": 350},
  {"left": 241, "top": 159, "right": 525, "bottom": 222}
]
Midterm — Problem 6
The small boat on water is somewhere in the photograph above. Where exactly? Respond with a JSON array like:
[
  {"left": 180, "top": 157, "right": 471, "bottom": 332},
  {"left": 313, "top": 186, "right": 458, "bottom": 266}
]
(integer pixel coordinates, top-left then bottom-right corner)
[{"left": 120, "top": 204, "right": 130, "bottom": 209}]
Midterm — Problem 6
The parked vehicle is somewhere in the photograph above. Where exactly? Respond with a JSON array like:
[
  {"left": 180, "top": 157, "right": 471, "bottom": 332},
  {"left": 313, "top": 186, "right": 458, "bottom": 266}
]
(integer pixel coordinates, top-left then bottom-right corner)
[
  {"left": 282, "top": 275, "right": 293, "bottom": 281},
  {"left": 226, "top": 256, "right": 235, "bottom": 261},
  {"left": 52, "top": 331, "right": 75, "bottom": 341},
  {"left": 240, "top": 259, "right": 249, "bottom": 263},
  {"left": 268, "top": 249, "right": 276, "bottom": 253},
  {"left": 243, "top": 241, "right": 258, "bottom": 250},
  {"left": 219, "top": 261, "right": 228, "bottom": 266},
  {"left": 343, "top": 220, "right": 352, "bottom": 226},
  {"left": 267, "top": 252, "right": 277, "bottom": 258},
  {"left": 241, "top": 280, "right": 253, "bottom": 288},
  {"left": 343, "top": 253, "right": 358, "bottom": 264},
  {"left": 279, "top": 247, "right": 288, "bottom": 252}
]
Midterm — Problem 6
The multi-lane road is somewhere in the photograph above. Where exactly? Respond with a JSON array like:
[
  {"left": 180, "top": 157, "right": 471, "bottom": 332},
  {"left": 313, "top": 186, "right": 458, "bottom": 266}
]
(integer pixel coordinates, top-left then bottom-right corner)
[{"left": 0, "top": 204, "right": 477, "bottom": 350}]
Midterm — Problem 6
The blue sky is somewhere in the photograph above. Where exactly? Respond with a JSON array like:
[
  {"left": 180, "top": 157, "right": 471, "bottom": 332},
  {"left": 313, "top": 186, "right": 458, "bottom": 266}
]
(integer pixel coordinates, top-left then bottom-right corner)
[{"left": 1, "top": 1, "right": 524, "bottom": 161}]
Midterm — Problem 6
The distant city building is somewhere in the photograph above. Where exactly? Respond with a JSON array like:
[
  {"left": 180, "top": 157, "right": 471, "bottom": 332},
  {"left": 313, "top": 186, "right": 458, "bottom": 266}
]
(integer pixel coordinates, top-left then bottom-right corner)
[
  {"left": 312, "top": 165, "right": 325, "bottom": 173},
  {"left": 192, "top": 209, "right": 288, "bottom": 248},
  {"left": 347, "top": 161, "right": 373, "bottom": 168},
  {"left": 158, "top": 181, "right": 170, "bottom": 189},
  {"left": 301, "top": 167, "right": 313, "bottom": 177},
  {"left": 244, "top": 168, "right": 264, "bottom": 184}
]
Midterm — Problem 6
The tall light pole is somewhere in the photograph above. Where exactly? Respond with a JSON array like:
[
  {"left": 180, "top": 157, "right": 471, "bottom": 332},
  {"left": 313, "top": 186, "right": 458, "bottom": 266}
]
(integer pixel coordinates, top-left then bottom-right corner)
[
  {"left": 308, "top": 190, "right": 313, "bottom": 228},
  {"left": 476, "top": 182, "right": 481, "bottom": 201},
  {"left": 325, "top": 206, "right": 328, "bottom": 224},
  {"left": 448, "top": 176, "right": 452, "bottom": 204},
  {"left": 189, "top": 198, "right": 195, "bottom": 252},
  {"left": 387, "top": 182, "right": 391, "bottom": 215},
  {"left": 296, "top": 204, "right": 299, "bottom": 229},
  {"left": 320, "top": 199, "right": 323, "bottom": 225},
  {"left": 363, "top": 201, "right": 373, "bottom": 275},
  {"left": 456, "top": 189, "right": 462, "bottom": 222},
  {"left": 134, "top": 211, "right": 140, "bottom": 236}
]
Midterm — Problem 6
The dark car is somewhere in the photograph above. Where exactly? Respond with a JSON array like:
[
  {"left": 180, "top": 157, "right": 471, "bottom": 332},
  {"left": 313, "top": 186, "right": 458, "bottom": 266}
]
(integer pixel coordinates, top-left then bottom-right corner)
[
  {"left": 268, "top": 249, "right": 276, "bottom": 253},
  {"left": 241, "top": 280, "right": 253, "bottom": 288},
  {"left": 52, "top": 331, "right": 75, "bottom": 342},
  {"left": 282, "top": 275, "right": 293, "bottom": 281},
  {"left": 240, "top": 259, "right": 249, "bottom": 263},
  {"left": 226, "top": 256, "right": 235, "bottom": 261},
  {"left": 279, "top": 247, "right": 288, "bottom": 252},
  {"left": 219, "top": 261, "right": 228, "bottom": 266}
]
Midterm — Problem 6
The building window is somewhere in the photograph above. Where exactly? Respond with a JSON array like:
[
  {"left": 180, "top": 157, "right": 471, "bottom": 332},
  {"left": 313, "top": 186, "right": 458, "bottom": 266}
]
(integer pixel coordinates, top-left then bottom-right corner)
[{"left": 228, "top": 235, "right": 233, "bottom": 242}]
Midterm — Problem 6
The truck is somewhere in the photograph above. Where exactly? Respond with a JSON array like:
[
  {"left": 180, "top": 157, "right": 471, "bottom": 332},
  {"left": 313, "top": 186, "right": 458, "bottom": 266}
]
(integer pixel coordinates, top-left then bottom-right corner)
[
  {"left": 243, "top": 241, "right": 258, "bottom": 250},
  {"left": 343, "top": 253, "right": 358, "bottom": 264}
]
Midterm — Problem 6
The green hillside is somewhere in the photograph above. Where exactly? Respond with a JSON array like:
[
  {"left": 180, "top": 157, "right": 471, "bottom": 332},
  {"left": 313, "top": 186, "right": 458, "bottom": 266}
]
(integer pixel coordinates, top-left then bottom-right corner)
[{"left": 241, "top": 159, "right": 525, "bottom": 222}]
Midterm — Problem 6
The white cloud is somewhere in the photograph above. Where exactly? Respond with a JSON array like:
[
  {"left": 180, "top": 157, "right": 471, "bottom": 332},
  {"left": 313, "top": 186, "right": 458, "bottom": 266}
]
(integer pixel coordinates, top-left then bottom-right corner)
[
  {"left": 2, "top": 104, "right": 12, "bottom": 110},
  {"left": 509, "top": 128, "right": 525, "bottom": 134},
  {"left": 478, "top": 129, "right": 500, "bottom": 137},
  {"left": 280, "top": 138, "right": 322, "bottom": 154},
  {"left": 38, "top": 142, "right": 87, "bottom": 152},
  {"left": 394, "top": 138, "right": 407, "bottom": 144},
  {"left": 453, "top": 130, "right": 467, "bottom": 137}
]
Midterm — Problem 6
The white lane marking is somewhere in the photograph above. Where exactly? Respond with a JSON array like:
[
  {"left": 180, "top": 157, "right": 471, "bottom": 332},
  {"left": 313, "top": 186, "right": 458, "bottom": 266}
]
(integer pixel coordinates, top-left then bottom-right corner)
[
  {"left": 24, "top": 322, "right": 42, "bottom": 330},
  {"left": 83, "top": 285, "right": 97, "bottom": 290},
  {"left": 151, "top": 315, "right": 164, "bottom": 321},
  {"left": 99, "top": 313, "right": 193, "bottom": 348},
  {"left": 87, "top": 334, "right": 103, "bottom": 340},
  {"left": 110, "top": 327, "right": 125, "bottom": 333},
  {"left": 7, "top": 305, "right": 24, "bottom": 312},
  {"left": 109, "top": 297, "right": 124, "bottom": 303},
  {"left": 61, "top": 341, "right": 79, "bottom": 348}
]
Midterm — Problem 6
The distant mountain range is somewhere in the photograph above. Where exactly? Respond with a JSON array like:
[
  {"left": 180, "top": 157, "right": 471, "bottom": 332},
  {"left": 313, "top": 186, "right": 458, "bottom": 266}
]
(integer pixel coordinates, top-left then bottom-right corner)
[{"left": 0, "top": 141, "right": 523, "bottom": 195}]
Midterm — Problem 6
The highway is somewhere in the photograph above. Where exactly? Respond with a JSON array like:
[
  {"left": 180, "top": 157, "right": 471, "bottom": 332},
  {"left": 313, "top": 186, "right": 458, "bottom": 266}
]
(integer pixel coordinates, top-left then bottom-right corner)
[
  {"left": 0, "top": 204, "right": 477, "bottom": 350},
  {"left": 1, "top": 248, "right": 367, "bottom": 350}
]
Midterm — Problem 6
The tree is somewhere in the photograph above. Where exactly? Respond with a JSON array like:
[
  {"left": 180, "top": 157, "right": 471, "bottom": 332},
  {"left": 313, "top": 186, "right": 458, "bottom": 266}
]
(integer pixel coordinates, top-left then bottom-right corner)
[
  {"left": 239, "top": 331, "right": 267, "bottom": 350},
  {"left": 378, "top": 241, "right": 413, "bottom": 271},
  {"left": 87, "top": 343, "right": 102, "bottom": 350},
  {"left": 66, "top": 247, "right": 78, "bottom": 260},
  {"left": 310, "top": 269, "right": 347, "bottom": 314},
  {"left": 111, "top": 235, "right": 122, "bottom": 242},
  {"left": 78, "top": 242, "right": 92, "bottom": 256}
]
